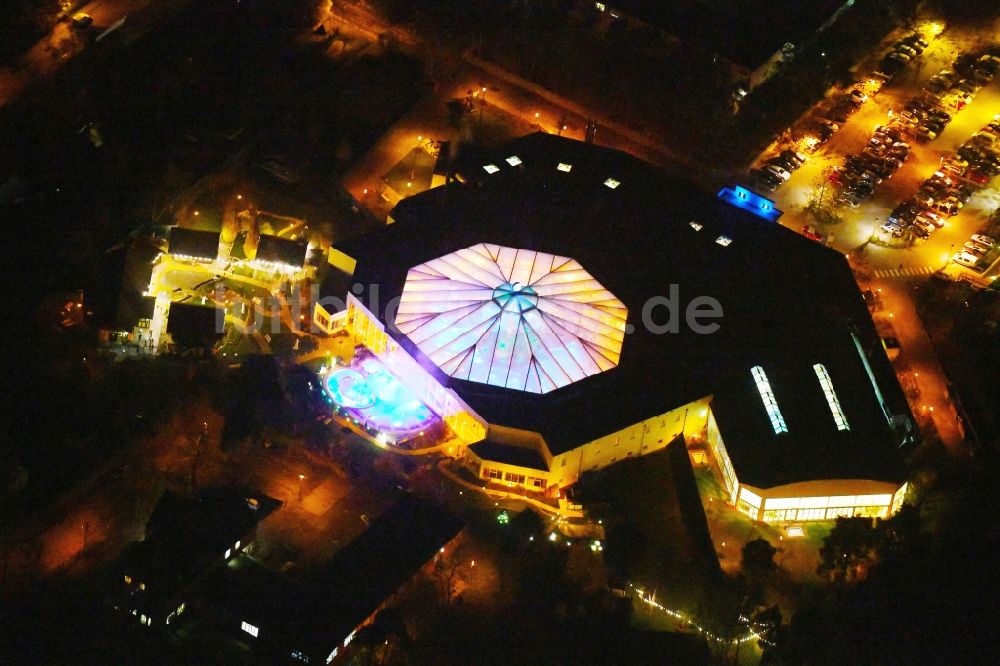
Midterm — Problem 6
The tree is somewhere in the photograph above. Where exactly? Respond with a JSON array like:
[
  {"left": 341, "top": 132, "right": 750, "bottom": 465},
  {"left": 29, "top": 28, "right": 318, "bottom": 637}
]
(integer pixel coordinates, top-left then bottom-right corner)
[
  {"left": 741, "top": 537, "right": 777, "bottom": 583},
  {"left": 817, "top": 516, "right": 878, "bottom": 583}
]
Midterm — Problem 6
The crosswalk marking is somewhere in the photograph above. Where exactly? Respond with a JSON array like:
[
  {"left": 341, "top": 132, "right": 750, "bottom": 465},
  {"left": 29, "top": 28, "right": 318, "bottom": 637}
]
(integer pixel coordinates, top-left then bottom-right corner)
[{"left": 874, "top": 266, "right": 936, "bottom": 278}]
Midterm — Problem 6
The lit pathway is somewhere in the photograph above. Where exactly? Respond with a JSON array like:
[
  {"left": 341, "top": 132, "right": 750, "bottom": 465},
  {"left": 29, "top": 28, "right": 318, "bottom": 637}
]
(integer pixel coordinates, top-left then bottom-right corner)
[{"left": 876, "top": 281, "right": 965, "bottom": 452}]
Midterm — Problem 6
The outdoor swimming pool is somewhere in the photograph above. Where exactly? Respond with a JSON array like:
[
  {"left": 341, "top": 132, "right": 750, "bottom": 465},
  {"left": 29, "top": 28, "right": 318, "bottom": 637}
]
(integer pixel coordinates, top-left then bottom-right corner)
[{"left": 325, "top": 357, "right": 436, "bottom": 436}]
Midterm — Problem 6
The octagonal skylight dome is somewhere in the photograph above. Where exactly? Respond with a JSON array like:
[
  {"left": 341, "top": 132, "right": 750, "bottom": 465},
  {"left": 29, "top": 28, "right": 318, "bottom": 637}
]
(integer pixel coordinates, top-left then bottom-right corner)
[{"left": 395, "top": 244, "right": 628, "bottom": 393}]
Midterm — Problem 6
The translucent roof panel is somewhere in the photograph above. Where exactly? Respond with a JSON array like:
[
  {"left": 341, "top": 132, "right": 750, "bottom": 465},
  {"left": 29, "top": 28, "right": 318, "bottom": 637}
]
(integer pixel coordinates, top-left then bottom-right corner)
[{"left": 395, "top": 244, "right": 629, "bottom": 394}]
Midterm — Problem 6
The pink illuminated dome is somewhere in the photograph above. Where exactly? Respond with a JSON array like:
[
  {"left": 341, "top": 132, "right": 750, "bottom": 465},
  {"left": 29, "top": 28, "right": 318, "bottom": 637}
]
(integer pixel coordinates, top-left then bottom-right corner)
[{"left": 395, "top": 243, "right": 628, "bottom": 393}]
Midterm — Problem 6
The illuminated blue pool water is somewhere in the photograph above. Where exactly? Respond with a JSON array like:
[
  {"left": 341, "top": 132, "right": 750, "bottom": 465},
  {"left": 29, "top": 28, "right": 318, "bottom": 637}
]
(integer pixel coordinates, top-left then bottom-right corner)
[{"left": 325, "top": 358, "right": 436, "bottom": 435}]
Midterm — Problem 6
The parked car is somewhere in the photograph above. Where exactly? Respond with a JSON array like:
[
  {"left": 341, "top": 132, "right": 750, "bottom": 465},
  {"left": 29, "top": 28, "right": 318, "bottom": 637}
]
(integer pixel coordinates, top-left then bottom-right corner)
[
  {"left": 970, "top": 234, "right": 995, "bottom": 247},
  {"left": 952, "top": 252, "right": 980, "bottom": 268},
  {"left": 916, "top": 210, "right": 945, "bottom": 228},
  {"left": 889, "top": 202, "right": 919, "bottom": 224},
  {"left": 765, "top": 164, "right": 791, "bottom": 181},
  {"left": 70, "top": 12, "right": 93, "bottom": 28},
  {"left": 881, "top": 222, "right": 904, "bottom": 237},
  {"left": 780, "top": 149, "right": 806, "bottom": 167},
  {"left": 912, "top": 217, "right": 936, "bottom": 234},
  {"left": 932, "top": 198, "right": 963, "bottom": 216},
  {"left": 966, "top": 168, "right": 990, "bottom": 184},
  {"left": 849, "top": 89, "right": 869, "bottom": 106},
  {"left": 801, "top": 225, "right": 824, "bottom": 242},
  {"left": 972, "top": 130, "right": 999, "bottom": 146},
  {"left": 751, "top": 170, "right": 781, "bottom": 192},
  {"left": 963, "top": 241, "right": 987, "bottom": 256}
]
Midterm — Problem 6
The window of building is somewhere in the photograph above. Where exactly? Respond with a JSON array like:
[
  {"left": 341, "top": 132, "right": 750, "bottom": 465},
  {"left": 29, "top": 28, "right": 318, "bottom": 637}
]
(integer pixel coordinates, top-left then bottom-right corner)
[
  {"left": 689, "top": 221, "right": 703, "bottom": 231},
  {"left": 595, "top": 2, "right": 606, "bottom": 11},
  {"left": 234, "top": 540, "right": 241, "bottom": 550},
  {"left": 505, "top": 155, "right": 522, "bottom": 166},
  {"left": 225, "top": 548, "right": 232, "bottom": 559},
  {"left": 798, "top": 508, "right": 826, "bottom": 521},
  {"left": 504, "top": 472, "right": 526, "bottom": 484},
  {"left": 242, "top": 621, "right": 259, "bottom": 638},
  {"left": 531, "top": 477, "right": 545, "bottom": 488},
  {"left": 825, "top": 506, "right": 854, "bottom": 520},
  {"left": 751, "top": 365, "right": 788, "bottom": 434},
  {"left": 557, "top": 162, "right": 572, "bottom": 172},
  {"left": 487, "top": 468, "right": 503, "bottom": 480},
  {"left": 124, "top": 575, "right": 132, "bottom": 585},
  {"left": 483, "top": 164, "right": 499, "bottom": 174},
  {"left": 715, "top": 235, "right": 733, "bottom": 247},
  {"left": 139, "top": 582, "right": 146, "bottom": 591},
  {"left": 604, "top": 177, "right": 621, "bottom": 189},
  {"left": 813, "top": 363, "right": 850, "bottom": 430}
]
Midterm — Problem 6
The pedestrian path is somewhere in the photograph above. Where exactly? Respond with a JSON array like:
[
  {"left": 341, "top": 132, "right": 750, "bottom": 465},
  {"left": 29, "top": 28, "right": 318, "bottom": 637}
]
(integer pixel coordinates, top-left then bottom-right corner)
[{"left": 874, "top": 265, "right": 938, "bottom": 278}]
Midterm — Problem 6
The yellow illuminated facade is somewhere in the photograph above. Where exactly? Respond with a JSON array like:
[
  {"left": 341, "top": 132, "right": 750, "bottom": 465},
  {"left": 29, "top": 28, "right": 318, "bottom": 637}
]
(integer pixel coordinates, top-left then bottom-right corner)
[
  {"left": 734, "top": 480, "right": 908, "bottom": 523},
  {"left": 342, "top": 294, "right": 487, "bottom": 445}
]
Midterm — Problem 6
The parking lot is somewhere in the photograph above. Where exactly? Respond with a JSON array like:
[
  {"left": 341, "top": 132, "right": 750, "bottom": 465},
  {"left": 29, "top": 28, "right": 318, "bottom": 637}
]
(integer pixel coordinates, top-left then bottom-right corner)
[{"left": 748, "top": 21, "right": 1000, "bottom": 286}]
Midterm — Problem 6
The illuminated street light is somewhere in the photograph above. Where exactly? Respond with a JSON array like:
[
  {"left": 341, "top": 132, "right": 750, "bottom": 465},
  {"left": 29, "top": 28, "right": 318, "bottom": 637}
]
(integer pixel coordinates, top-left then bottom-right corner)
[{"left": 298, "top": 474, "right": 305, "bottom": 501}]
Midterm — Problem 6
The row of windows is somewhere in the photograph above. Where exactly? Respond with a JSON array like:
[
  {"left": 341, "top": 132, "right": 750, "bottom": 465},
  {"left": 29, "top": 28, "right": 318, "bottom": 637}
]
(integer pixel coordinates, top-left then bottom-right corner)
[
  {"left": 484, "top": 468, "right": 545, "bottom": 488},
  {"left": 762, "top": 504, "right": 888, "bottom": 523},
  {"left": 707, "top": 412, "right": 738, "bottom": 499},
  {"left": 763, "top": 493, "right": 894, "bottom": 510}
]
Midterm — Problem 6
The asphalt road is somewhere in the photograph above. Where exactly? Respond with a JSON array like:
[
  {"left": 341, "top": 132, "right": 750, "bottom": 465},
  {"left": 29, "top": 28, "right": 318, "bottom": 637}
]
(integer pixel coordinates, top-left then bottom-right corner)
[{"left": 0, "top": 0, "right": 164, "bottom": 109}]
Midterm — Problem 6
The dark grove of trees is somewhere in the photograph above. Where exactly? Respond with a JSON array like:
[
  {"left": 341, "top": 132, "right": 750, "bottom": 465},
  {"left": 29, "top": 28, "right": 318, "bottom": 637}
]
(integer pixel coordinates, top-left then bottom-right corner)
[{"left": 763, "top": 458, "right": 1000, "bottom": 664}]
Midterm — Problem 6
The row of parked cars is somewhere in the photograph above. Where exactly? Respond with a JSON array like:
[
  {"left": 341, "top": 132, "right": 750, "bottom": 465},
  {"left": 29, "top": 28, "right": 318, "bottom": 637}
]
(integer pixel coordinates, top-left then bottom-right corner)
[
  {"left": 953, "top": 233, "right": 996, "bottom": 268},
  {"left": 874, "top": 33, "right": 930, "bottom": 81},
  {"left": 953, "top": 117, "right": 1000, "bottom": 179},
  {"left": 896, "top": 95, "right": 952, "bottom": 142},
  {"left": 932, "top": 52, "right": 1000, "bottom": 96},
  {"left": 832, "top": 125, "right": 911, "bottom": 207},
  {"left": 881, "top": 118, "right": 1000, "bottom": 254},
  {"left": 750, "top": 149, "right": 807, "bottom": 193}
]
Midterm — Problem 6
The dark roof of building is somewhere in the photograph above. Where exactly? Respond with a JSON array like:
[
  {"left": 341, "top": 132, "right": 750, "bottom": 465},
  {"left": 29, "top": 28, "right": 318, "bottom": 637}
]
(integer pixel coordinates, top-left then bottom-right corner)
[
  {"left": 469, "top": 439, "right": 549, "bottom": 471},
  {"left": 116, "top": 488, "right": 276, "bottom": 610},
  {"left": 613, "top": 0, "right": 845, "bottom": 70},
  {"left": 168, "top": 227, "right": 220, "bottom": 260},
  {"left": 198, "top": 495, "right": 463, "bottom": 660},
  {"left": 166, "top": 302, "right": 223, "bottom": 347},
  {"left": 255, "top": 235, "right": 307, "bottom": 267},
  {"left": 313, "top": 495, "right": 463, "bottom": 643},
  {"left": 339, "top": 133, "right": 913, "bottom": 487}
]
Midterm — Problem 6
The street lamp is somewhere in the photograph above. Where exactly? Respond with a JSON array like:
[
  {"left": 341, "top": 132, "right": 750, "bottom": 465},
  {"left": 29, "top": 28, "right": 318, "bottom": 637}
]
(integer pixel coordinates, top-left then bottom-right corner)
[
  {"left": 868, "top": 217, "right": 879, "bottom": 244},
  {"left": 942, "top": 244, "right": 954, "bottom": 270},
  {"left": 298, "top": 474, "right": 305, "bottom": 501}
]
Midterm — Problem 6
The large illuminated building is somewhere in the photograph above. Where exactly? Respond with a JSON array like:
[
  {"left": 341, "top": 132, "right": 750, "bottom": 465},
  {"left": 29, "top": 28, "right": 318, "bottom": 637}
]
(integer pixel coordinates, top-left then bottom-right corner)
[{"left": 315, "top": 133, "right": 916, "bottom": 523}]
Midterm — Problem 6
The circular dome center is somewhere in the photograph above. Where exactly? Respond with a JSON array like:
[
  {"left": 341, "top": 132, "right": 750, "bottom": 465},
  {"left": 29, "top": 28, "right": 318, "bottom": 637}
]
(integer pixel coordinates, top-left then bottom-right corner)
[{"left": 492, "top": 281, "right": 538, "bottom": 313}]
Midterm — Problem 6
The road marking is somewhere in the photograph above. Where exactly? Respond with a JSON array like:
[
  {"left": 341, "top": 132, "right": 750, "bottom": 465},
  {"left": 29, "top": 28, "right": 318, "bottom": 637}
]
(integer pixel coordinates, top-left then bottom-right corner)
[{"left": 874, "top": 266, "right": 936, "bottom": 278}]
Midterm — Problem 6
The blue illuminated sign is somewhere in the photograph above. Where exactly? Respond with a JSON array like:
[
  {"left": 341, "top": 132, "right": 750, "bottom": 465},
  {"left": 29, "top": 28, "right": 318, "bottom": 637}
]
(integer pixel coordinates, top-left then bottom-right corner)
[{"left": 717, "top": 186, "right": 783, "bottom": 223}]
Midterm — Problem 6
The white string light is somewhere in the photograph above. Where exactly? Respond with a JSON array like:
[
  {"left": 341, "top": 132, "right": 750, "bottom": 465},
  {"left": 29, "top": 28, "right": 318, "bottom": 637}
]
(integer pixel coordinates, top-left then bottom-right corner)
[{"left": 627, "top": 583, "right": 773, "bottom": 648}]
